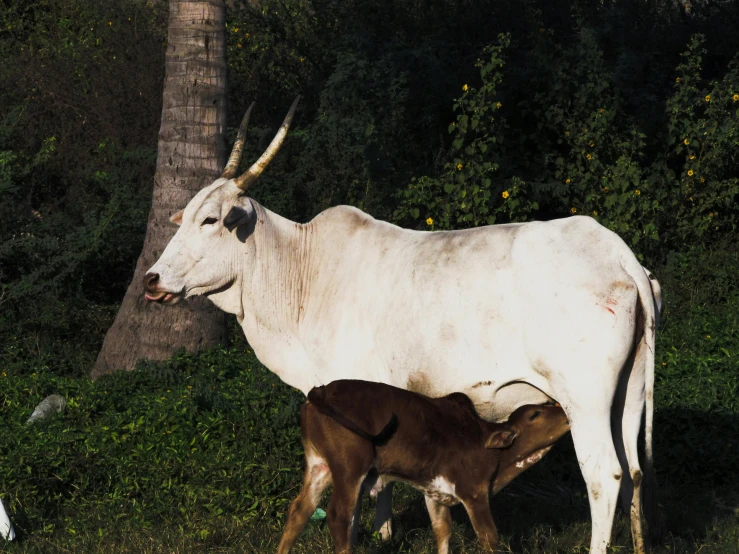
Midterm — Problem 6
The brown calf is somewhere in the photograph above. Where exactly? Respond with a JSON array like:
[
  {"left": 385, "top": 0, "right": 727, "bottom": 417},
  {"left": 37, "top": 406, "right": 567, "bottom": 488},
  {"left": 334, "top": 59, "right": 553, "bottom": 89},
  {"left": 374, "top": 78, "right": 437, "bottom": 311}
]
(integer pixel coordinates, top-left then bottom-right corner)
[{"left": 277, "top": 380, "right": 570, "bottom": 553}]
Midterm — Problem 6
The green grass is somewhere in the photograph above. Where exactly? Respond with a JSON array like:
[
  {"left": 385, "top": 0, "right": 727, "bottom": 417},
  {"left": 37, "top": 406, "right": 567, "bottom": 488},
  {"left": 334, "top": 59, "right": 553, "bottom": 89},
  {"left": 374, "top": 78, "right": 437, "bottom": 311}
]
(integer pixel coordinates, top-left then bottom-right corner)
[
  {"left": 1, "top": 247, "right": 738, "bottom": 553},
  {"left": 1, "top": 484, "right": 737, "bottom": 553}
]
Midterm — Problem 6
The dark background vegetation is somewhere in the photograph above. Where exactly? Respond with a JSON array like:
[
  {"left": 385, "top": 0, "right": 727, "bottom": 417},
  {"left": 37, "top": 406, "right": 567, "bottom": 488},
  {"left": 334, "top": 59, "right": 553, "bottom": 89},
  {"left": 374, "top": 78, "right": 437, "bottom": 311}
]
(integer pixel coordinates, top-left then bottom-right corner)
[{"left": 1, "top": 0, "right": 738, "bottom": 551}]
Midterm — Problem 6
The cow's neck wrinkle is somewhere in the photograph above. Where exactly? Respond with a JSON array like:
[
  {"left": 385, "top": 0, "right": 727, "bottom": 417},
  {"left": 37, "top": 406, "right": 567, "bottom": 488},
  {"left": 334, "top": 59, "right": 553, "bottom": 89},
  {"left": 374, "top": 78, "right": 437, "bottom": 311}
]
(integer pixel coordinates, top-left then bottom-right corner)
[{"left": 234, "top": 203, "right": 315, "bottom": 375}]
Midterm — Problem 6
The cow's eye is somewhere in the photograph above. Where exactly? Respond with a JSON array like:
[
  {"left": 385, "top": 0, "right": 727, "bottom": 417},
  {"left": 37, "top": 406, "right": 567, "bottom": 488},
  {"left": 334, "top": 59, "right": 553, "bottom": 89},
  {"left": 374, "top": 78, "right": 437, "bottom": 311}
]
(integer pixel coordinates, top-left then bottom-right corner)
[
  {"left": 201, "top": 217, "right": 218, "bottom": 226},
  {"left": 529, "top": 410, "right": 542, "bottom": 421}
]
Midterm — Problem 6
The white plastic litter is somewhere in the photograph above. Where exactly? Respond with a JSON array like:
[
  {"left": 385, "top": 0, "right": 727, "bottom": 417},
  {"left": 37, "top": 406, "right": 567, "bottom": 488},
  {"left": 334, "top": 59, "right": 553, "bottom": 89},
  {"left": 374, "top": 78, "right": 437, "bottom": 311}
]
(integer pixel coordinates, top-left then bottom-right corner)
[
  {"left": 0, "top": 497, "right": 15, "bottom": 541},
  {"left": 26, "top": 394, "right": 67, "bottom": 424}
]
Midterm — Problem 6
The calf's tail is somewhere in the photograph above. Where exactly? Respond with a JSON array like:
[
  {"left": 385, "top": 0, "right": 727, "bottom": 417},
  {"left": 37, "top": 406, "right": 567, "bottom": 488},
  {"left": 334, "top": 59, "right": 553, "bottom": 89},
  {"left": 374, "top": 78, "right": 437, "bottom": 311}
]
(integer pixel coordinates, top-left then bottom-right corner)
[{"left": 307, "top": 387, "right": 398, "bottom": 446}]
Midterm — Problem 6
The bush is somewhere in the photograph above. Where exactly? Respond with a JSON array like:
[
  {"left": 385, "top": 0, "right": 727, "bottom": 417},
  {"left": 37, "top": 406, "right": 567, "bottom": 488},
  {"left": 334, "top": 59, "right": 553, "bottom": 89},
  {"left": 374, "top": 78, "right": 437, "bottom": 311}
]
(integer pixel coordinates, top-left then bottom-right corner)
[
  {"left": 0, "top": 0, "right": 165, "bottom": 373},
  {"left": 0, "top": 346, "right": 304, "bottom": 542},
  {"left": 393, "top": 27, "right": 739, "bottom": 262}
]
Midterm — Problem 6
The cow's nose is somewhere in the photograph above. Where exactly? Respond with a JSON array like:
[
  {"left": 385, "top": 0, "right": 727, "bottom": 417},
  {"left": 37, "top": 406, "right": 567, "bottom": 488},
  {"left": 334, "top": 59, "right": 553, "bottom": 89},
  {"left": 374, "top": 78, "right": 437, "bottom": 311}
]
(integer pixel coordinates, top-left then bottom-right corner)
[{"left": 143, "top": 272, "right": 160, "bottom": 292}]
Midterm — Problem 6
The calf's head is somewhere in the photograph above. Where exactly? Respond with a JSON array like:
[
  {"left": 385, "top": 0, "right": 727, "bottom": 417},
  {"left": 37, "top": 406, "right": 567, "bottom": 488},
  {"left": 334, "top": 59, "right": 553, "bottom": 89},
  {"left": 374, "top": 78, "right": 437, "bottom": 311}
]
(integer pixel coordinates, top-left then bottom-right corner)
[
  {"left": 485, "top": 403, "right": 570, "bottom": 492},
  {"left": 143, "top": 98, "right": 300, "bottom": 305}
]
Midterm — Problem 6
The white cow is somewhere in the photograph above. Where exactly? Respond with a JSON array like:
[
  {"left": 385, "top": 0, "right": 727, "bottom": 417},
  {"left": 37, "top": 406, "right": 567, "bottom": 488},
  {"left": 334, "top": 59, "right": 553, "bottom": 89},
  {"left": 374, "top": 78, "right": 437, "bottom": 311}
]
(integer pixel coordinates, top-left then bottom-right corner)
[{"left": 145, "top": 98, "right": 658, "bottom": 554}]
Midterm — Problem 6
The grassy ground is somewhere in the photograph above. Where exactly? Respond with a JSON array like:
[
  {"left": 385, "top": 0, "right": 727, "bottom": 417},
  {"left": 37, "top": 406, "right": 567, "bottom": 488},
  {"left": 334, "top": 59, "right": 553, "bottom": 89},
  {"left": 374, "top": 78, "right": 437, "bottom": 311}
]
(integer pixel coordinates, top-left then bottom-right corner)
[{"left": 2, "top": 480, "right": 738, "bottom": 553}]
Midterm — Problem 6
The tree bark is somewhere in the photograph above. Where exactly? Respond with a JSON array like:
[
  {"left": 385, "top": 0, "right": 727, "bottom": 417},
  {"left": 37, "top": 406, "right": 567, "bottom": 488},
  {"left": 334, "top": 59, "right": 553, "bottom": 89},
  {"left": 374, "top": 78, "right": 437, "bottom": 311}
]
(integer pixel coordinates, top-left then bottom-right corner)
[{"left": 92, "top": 0, "right": 228, "bottom": 379}]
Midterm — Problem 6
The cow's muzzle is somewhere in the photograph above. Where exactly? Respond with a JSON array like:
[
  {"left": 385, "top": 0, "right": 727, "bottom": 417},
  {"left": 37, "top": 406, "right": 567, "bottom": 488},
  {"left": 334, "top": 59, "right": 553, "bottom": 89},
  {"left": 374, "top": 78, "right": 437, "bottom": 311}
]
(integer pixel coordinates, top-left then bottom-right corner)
[{"left": 143, "top": 272, "right": 178, "bottom": 304}]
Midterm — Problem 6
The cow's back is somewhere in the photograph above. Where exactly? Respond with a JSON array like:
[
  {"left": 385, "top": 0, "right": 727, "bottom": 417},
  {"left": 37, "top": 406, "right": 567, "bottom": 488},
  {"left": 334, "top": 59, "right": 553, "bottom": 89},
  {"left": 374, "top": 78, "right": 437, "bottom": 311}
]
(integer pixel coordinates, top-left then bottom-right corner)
[{"left": 300, "top": 209, "right": 641, "bottom": 419}]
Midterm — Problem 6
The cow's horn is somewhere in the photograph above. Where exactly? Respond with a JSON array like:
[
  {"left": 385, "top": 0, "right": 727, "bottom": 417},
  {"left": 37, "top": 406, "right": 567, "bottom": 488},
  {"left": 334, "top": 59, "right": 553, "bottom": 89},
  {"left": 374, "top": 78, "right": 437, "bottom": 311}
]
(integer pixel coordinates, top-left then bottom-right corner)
[
  {"left": 233, "top": 96, "right": 300, "bottom": 191},
  {"left": 221, "top": 101, "right": 255, "bottom": 179}
]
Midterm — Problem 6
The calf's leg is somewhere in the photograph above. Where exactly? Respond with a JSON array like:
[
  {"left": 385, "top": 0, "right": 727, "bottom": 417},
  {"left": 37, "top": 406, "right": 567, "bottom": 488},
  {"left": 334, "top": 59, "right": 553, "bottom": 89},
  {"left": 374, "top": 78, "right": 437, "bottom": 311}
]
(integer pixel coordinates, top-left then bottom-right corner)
[
  {"left": 462, "top": 494, "right": 499, "bottom": 551},
  {"left": 327, "top": 468, "right": 368, "bottom": 554},
  {"left": 425, "top": 496, "right": 453, "bottom": 554},
  {"left": 277, "top": 455, "right": 332, "bottom": 554}
]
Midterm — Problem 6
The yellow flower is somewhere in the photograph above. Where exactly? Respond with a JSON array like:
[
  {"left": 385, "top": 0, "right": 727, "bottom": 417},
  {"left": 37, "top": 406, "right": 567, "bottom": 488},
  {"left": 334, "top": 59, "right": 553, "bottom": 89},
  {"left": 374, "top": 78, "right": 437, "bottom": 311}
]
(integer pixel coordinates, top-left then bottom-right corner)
[
  {"left": 603, "top": 187, "right": 609, "bottom": 193},
  {"left": 662, "top": 362, "right": 667, "bottom": 366},
  {"left": 635, "top": 189, "right": 641, "bottom": 195},
  {"left": 709, "top": 212, "right": 714, "bottom": 217},
  {"left": 683, "top": 138, "right": 690, "bottom": 145},
  {"left": 599, "top": 108, "right": 605, "bottom": 114},
  {"left": 733, "top": 94, "right": 739, "bottom": 102},
  {"left": 502, "top": 190, "right": 510, "bottom": 199},
  {"left": 571, "top": 207, "right": 577, "bottom": 214},
  {"left": 586, "top": 153, "right": 592, "bottom": 160},
  {"left": 237, "top": 43, "right": 243, "bottom": 48},
  {"left": 462, "top": 84, "right": 469, "bottom": 92},
  {"left": 593, "top": 210, "right": 598, "bottom": 216},
  {"left": 706, "top": 335, "right": 711, "bottom": 339},
  {"left": 426, "top": 217, "right": 434, "bottom": 226},
  {"left": 108, "top": 21, "right": 112, "bottom": 26},
  {"left": 676, "top": 77, "right": 680, "bottom": 83},
  {"left": 457, "top": 163, "right": 463, "bottom": 170},
  {"left": 689, "top": 155, "right": 695, "bottom": 160},
  {"left": 589, "top": 141, "right": 595, "bottom": 147},
  {"left": 687, "top": 169, "right": 694, "bottom": 176},
  {"left": 233, "top": 27, "right": 239, "bottom": 33},
  {"left": 705, "top": 94, "right": 711, "bottom": 102},
  {"left": 700, "top": 177, "right": 705, "bottom": 183},
  {"left": 496, "top": 101, "right": 502, "bottom": 109},
  {"left": 565, "top": 178, "right": 571, "bottom": 184}
]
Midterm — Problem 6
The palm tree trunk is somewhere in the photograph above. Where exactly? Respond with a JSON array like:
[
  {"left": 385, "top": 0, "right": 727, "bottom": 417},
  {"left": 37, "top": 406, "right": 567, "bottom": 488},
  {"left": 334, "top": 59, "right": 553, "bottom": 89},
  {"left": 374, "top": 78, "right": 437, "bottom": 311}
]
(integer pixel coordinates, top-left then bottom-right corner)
[{"left": 92, "top": 0, "right": 228, "bottom": 379}]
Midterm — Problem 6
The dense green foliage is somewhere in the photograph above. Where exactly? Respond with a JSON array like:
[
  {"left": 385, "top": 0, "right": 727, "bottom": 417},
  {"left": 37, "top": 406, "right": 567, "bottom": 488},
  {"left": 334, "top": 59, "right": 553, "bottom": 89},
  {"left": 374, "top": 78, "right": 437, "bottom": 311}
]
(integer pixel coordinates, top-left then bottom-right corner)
[
  {"left": 2, "top": 0, "right": 739, "bottom": 365},
  {"left": 1, "top": 0, "right": 739, "bottom": 551},
  {"left": 0, "top": 0, "right": 165, "bottom": 375},
  {"left": 394, "top": 31, "right": 739, "bottom": 255}
]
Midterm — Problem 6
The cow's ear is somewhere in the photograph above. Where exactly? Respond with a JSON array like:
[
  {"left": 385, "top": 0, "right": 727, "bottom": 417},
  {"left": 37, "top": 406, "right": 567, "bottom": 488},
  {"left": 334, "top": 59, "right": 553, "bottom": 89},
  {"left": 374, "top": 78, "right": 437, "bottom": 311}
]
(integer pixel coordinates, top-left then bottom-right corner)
[
  {"left": 170, "top": 210, "right": 184, "bottom": 226},
  {"left": 485, "top": 429, "right": 517, "bottom": 449},
  {"left": 224, "top": 196, "right": 255, "bottom": 231}
]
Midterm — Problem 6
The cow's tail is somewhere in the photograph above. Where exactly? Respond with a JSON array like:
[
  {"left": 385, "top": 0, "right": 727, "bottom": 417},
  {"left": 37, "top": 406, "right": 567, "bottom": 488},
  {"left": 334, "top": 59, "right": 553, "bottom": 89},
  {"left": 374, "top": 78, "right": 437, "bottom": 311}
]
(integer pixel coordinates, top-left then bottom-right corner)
[
  {"left": 622, "top": 258, "right": 660, "bottom": 543},
  {"left": 307, "top": 387, "right": 398, "bottom": 446}
]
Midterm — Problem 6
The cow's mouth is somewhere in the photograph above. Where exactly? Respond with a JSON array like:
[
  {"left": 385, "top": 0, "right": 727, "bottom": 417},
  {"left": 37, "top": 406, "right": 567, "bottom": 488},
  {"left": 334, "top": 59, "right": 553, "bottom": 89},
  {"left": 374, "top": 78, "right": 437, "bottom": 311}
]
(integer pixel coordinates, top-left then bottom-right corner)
[{"left": 145, "top": 291, "right": 179, "bottom": 304}]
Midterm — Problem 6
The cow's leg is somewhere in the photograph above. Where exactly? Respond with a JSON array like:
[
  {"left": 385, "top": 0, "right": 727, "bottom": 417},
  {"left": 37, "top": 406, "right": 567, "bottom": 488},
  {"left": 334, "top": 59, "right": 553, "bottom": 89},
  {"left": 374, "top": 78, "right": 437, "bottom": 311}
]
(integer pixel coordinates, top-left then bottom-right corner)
[
  {"left": 612, "top": 338, "right": 647, "bottom": 554},
  {"left": 566, "top": 403, "right": 623, "bottom": 554},
  {"left": 425, "top": 495, "right": 453, "bottom": 554},
  {"left": 372, "top": 481, "right": 394, "bottom": 540},
  {"left": 461, "top": 493, "right": 498, "bottom": 551},
  {"left": 327, "top": 469, "right": 367, "bottom": 554},
  {"left": 277, "top": 457, "right": 332, "bottom": 554}
]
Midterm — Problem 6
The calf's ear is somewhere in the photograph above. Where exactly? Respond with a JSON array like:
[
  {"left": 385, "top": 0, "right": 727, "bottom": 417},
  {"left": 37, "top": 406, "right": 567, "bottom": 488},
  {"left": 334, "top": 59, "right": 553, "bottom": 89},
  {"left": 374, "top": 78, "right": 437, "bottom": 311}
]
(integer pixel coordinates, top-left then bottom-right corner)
[
  {"left": 485, "top": 429, "right": 517, "bottom": 449},
  {"left": 169, "top": 210, "right": 184, "bottom": 226}
]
